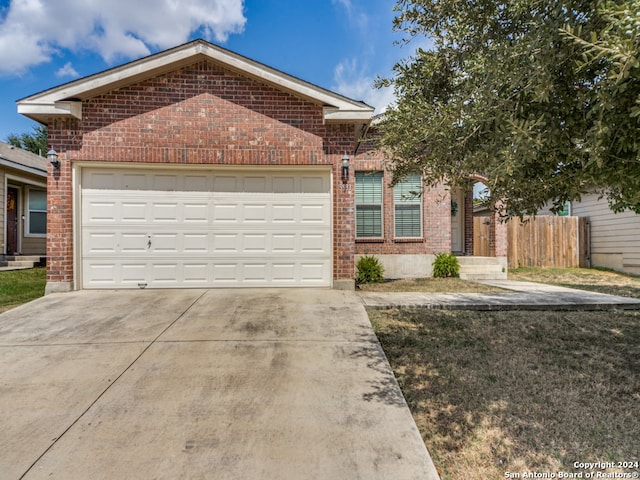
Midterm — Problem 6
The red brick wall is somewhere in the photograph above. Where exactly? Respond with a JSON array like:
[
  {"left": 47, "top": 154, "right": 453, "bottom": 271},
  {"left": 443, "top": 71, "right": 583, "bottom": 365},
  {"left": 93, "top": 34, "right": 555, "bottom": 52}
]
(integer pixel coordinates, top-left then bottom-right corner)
[
  {"left": 353, "top": 141, "right": 452, "bottom": 256},
  {"left": 46, "top": 60, "right": 357, "bottom": 286}
]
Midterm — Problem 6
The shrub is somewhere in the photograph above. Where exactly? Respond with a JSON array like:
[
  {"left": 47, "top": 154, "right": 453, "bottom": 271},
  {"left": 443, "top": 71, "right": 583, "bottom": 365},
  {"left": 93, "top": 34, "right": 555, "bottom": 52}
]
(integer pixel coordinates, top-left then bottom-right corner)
[
  {"left": 356, "top": 255, "right": 385, "bottom": 285},
  {"left": 432, "top": 252, "right": 460, "bottom": 278}
]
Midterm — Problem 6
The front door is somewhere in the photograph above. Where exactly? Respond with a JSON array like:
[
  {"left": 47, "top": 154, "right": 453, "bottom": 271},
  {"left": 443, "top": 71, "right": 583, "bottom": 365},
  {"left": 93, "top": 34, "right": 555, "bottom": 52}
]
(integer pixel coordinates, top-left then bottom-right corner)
[{"left": 6, "top": 187, "right": 18, "bottom": 255}]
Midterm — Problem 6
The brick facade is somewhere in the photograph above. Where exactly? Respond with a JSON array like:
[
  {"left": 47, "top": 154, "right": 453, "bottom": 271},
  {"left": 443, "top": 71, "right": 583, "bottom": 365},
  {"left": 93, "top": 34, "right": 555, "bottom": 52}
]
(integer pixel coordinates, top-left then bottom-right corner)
[
  {"left": 353, "top": 137, "right": 451, "bottom": 256},
  {"left": 46, "top": 60, "right": 357, "bottom": 287},
  {"left": 34, "top": 42, "right": 507, "bottom": 290}
]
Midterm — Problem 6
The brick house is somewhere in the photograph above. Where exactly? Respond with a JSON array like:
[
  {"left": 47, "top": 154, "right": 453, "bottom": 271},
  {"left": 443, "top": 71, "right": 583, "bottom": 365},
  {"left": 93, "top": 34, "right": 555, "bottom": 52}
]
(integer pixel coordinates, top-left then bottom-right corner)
[{"left": 17, "top": 39, "right": 506, "bottom": 293}]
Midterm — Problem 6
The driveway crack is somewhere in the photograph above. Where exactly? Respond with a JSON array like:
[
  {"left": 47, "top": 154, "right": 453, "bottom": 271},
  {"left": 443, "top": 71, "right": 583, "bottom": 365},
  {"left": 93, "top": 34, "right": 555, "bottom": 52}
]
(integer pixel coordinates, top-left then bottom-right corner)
[{"left": 18, "top": 290, "right": 208, "bottom": 480}]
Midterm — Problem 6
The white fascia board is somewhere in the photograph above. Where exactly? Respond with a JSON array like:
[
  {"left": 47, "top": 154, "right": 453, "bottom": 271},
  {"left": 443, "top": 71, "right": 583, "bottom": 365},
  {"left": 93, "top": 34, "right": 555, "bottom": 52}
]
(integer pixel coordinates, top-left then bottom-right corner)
[
  {"left": 18, "top": 40, "right": 374, "bottom": 123},
  {"left": 54, "top": 101, "right": 82, "bottom": 119},
  {"left": 18, "top": 101, "right": 82, "bottom": 121},
  {"left": 323, "top": 108, "right": 375, "bottom": 124}
]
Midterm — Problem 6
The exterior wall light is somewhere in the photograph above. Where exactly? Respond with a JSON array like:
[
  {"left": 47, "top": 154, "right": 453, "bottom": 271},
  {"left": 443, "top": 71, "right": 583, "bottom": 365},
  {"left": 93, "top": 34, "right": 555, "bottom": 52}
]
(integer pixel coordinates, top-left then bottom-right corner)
[
  {"left": 341, "top": 154, "right": 350, "bottom": 184},
  {"left": 47, "top": 149, "right": 60, "bottom": 169}
]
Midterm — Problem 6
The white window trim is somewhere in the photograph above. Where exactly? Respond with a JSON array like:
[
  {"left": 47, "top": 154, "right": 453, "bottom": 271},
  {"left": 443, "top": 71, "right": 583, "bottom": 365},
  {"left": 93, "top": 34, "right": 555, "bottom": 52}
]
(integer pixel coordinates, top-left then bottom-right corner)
[
  {"left": 355, "top": 171, "right": 384, "bottom": 239},
  {"left": 393, "top": 175, "right": 423, "bottom": 239},
  {"left": 25, "top": 186, "right": 47, "bottom": 238}
]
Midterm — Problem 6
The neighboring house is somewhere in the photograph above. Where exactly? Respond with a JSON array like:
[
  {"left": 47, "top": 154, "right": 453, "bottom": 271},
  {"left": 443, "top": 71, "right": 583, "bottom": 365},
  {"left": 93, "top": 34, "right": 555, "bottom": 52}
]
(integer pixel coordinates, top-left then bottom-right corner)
[
  {"left": 0, "top": 142, "right": 47, "bottom": 257},
  {"left": 570, "top": 195, "right": 640, "bottom": 276},
  {"left": 17, "top": 39, "right": 506, "bottom": 293}
]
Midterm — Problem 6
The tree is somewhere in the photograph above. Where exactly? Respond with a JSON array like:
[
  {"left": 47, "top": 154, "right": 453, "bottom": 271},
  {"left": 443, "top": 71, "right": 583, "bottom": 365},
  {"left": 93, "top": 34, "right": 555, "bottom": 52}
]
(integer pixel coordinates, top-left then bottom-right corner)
[
  {"left": 6, "top": 124, "right": 48, "bottom": 157},
  {"left": 377, "top": 0, "right": 640, "bottom": 217}
]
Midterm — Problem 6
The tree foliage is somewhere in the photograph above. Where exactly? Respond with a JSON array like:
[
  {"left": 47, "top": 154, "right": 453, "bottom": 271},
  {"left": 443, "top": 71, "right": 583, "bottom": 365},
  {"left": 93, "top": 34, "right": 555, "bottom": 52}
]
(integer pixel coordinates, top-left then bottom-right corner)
[
  {"left": 378, "top": 0, "right": 640, "bottom": 216},
  {"left": 6, "top": 124, "right": 47, "bottom": 157}
]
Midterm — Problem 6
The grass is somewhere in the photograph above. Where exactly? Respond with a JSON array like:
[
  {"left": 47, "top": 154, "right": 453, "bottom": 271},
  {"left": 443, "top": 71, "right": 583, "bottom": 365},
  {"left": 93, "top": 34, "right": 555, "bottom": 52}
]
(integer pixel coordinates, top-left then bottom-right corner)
[
  {"left": 510, "top": 267, "right": 640, "bottom": 299},
  {"left": 357, "top": 277, "right": 504, "bottom": 293},
  {"left": 369, "top": 307, "right": 640, "bottom": 480},
  {"left": 0, "top": 267, "right": 46, "bottom": 313}
]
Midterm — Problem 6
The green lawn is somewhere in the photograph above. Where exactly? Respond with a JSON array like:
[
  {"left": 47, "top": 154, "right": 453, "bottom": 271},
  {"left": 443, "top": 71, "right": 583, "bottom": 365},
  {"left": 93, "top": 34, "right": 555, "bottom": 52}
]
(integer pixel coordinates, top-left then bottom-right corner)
[{"left": 0, "top": 267, "right": 46, "bottom": 313}]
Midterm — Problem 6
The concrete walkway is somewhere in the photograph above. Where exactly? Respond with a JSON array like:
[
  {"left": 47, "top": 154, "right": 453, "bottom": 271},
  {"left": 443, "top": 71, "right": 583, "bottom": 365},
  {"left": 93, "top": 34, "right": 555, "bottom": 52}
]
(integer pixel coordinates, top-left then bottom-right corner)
[
  {"left": 359, "top": 279, "right": 640, "bottom": 310},
  {"left": 0, "top": 289, "right": 439, "bottom": 480}
]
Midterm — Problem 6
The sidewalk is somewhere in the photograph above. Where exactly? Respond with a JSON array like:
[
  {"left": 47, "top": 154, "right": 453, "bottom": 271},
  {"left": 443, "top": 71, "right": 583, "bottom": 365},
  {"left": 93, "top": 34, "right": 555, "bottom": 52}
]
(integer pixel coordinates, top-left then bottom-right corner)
[{"left": 358, "top": 279, "right": 640, "bottom": 310}]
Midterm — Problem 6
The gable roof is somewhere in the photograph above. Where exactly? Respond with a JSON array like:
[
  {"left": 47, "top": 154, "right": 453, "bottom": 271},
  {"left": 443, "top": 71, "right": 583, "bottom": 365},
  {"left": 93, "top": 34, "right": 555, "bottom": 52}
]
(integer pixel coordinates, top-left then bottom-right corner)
[
  {"left": 0, "top": 141, "right": 47, "bottom": 177},
  {"left": 17, "top": 39, "right": 375, "bottom": 125}
]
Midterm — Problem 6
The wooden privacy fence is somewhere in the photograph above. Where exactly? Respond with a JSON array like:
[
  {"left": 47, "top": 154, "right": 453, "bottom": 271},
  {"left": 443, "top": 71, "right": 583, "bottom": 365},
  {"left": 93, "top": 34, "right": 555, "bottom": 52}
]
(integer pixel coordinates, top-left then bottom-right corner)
[
  {"left": 474, "top": 216, "right": 590, "bottom": 268},
  {"left": 507, "top": 216, "right": 589, "bottom": 268},
  {"left": 473, "top": 217, "right": 491, "bottom": 256}
]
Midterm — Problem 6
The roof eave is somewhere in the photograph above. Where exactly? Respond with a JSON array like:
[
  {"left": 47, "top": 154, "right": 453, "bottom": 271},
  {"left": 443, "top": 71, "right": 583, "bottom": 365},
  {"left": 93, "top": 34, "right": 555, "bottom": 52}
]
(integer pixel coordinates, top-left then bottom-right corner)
[{"left": 17, "top": 39, "right": 375, "bottom": 125}]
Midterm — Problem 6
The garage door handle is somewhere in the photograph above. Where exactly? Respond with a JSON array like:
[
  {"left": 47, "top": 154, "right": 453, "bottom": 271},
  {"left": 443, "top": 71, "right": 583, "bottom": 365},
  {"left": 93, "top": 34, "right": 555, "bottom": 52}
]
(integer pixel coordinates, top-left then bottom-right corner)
[{"left": 147, "top": 234, "right": 152, "bottom": 249}]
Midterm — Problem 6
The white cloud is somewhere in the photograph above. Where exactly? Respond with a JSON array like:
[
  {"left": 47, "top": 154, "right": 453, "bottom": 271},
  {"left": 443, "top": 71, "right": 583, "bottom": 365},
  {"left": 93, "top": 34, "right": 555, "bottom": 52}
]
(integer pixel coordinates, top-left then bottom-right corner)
[
  {"left": 333, "top": 58, "right": 395, "bottom": 114},
  {"left": 331, "top": 0, "right": 369, "bottom": 32},
  {"left": 0, "top": 0, "right": 246, "bottom": 75},
  {"left": 55, "top": 62, "right": 79, "bottom": 78}
]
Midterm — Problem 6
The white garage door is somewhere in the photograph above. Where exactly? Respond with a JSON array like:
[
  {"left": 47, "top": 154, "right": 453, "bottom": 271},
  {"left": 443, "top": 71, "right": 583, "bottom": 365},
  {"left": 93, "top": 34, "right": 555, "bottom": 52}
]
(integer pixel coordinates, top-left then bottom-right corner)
[{"left": 80, "top": 168, "right": 332, "bottom": 288}]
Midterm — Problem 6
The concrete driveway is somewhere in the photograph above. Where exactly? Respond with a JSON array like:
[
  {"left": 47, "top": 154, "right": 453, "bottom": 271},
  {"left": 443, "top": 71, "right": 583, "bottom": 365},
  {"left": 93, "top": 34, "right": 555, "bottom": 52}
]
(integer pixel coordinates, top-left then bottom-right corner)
[{"left": 0, "top": 289, "right": 439, "bottom": 480}]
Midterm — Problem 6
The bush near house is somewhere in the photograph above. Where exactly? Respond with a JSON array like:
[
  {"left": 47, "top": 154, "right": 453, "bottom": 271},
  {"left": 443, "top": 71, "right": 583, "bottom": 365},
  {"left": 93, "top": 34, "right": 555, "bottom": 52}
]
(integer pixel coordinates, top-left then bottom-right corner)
[
  {"left": 355, "top": 255, "right": 385, "bottom": 285},
  {"left": 432, "top": 252, "right": 460, "bottom": 278}
]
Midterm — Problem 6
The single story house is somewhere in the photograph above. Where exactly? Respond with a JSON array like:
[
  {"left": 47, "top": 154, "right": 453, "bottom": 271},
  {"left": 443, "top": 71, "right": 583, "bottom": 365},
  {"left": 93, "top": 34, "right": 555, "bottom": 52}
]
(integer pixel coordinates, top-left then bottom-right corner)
[
  {"left": 17, "top": 39, "right": 506, "bottom": 293},
  {"left": 0, "top": 141, "right": 47, "bottom": 257}
]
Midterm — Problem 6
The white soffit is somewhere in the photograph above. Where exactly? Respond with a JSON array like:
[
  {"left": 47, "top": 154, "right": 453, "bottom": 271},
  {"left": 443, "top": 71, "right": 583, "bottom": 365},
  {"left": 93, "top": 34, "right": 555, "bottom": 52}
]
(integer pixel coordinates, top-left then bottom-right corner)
[{"left": 17, "top": 40, "right": 374, "bottom": 124}]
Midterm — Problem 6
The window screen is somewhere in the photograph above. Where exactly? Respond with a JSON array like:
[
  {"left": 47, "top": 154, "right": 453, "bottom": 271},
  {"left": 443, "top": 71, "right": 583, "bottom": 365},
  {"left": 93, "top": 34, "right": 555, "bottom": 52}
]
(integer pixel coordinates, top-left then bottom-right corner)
[
  {"left": 394, "top": 175, "right": 422, "bottom": 237},
  {"left": 355, "top": 172, "right": 383, "bottom": 238}
]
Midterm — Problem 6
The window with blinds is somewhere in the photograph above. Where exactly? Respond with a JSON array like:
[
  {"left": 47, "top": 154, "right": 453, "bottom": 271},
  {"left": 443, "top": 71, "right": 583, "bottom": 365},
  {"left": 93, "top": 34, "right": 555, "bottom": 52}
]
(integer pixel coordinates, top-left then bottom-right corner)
[
  {"left": 27, "top": 188, "right": 47, "bottom": 236},
  {"left": 394, "top": 175, "right": 422, "bottom": 238},
  {"left": 355, "top": 171, "right": 383, "bottom": 238}
]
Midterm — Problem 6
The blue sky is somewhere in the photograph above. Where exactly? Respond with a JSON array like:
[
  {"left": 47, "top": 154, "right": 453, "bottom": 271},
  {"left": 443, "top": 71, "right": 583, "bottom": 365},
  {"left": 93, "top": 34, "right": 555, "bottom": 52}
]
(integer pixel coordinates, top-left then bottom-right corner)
[{"left": 0, "top": 0, "right": 430, "bottom": 143}]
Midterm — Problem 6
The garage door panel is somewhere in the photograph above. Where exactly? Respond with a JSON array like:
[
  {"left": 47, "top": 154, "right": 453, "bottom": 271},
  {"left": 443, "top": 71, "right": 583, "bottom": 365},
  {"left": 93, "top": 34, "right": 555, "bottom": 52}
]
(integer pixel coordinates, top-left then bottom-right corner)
[
  {"left": 243, "top": 234, "right": 268, "bottom": 252},
  {"left": 244, "top": 176, "right": 267, "bottom": 192},
  {"left": 300, "top": 263, "right": 327, "bottom": 282},
  {"left": 85, "top": 233, "right": 117, "bottom": 253},
  {"left": 242, "top": 263, "right": 267, "bottom": 281},
  {"left": 152, "top": 234, "right": 179, "bottom": 252},
  {"left": 183, "top": 203, "right": 209, "bottom": 222},
  {"left": 82, "top": 168, "right": 331, "bottom": 288},
  {"left": 272, "top": 234, "right": 296, "bottom": 252},
  {"left": 121, "top": 202, "right": 147, "bottom": 222},
  {"left": 243, "top": 204, "right": 267, "bottom": 222},
  {"left": 212, "top": 263, "right": 239, "bottom": 282},
  {"left": 121, "top": 173, "right": 146, "bottom": 190},
  {"left": 272, "top": 263, "right": 296, "bottom": 282},
  {"left": 154, "top": 175, "right": 179, "bottom": 191},
  {"left": 85, "top": 264, "right": 117, "bottom": 284},
  {"left": 213, "top": 175, "right": 240, "bottom": 192},
  {"left": 273, "top": 176, "right": 295, "bottom": 193},
  {"left": 212, "top": 233, "right": 239, "bottom": 253},
  {"left": 121, "top": 233, "right": 148, "bottom": 253},
  {"left": 213, "top": 204, "right": 238, "bottom": 222},
  {"left": 300, "top": 204, "right": 328, "bottom": 223},
  {"left": 300, "top": 234, "right": 326, "bottom": 252},
  {"left": 150, "top": 263, "right": 179, "bottom": 283},
  {"left": 84, "top": 201, "right": 117, "bottom": 223},
  {"left": 301, "top": 176, "right": 327, "bottom": 193},
  {"left": 121, "top": 264, "right": 146, "bottom": 283},
  {"left": 183, "top": 234, "right": 209, "bottom": 252},
  {"left": 183, "top": 263, "right": 208, "bottom": 282},
  {"left": 152, "top": 203, "right": 179, "bottom": 222},
  {"left": 272, "top": 204, "right": 296, "bottom": 222}
]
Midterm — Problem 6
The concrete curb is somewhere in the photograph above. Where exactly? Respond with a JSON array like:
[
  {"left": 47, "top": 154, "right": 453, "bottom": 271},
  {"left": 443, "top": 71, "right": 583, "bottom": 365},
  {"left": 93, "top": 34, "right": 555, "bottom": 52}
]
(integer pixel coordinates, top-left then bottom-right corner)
[{"left": 358, "top": 280, "right": 640, "bottom": 311}]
